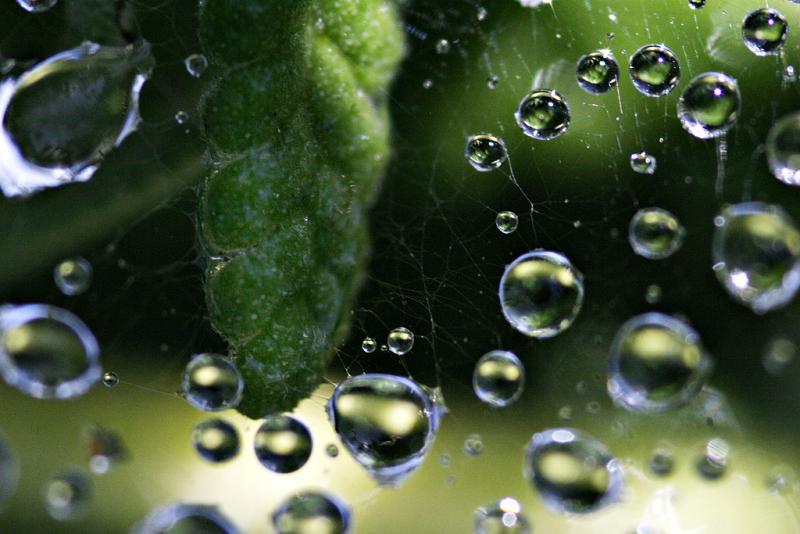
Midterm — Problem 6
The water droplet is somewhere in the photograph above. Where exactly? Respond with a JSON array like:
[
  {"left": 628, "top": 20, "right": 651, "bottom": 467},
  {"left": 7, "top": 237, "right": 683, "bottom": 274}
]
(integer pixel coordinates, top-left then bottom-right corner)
[
  {"left": 487, "top": 74, "right": 499, "bottom": 89},
  {"left": 463, "top": 434, "right": 484, "bottom": 457},
  {"left": 648, "top": 446, "right": 675, "bottom": 476},
  {"left": 85, "top": 425, "right": 127, "bottom": 475},
  {"left": 254, "top": 415, "right": 312, "bottom": 474},
  {"left": 174, "top": 110, "right": 189, "bottom": 125},
  {"left": 53, "top": 257, "right": 92, "bottom": 296},
  {"left": 435, "top": 38, "right": 451, "bottom": 54},
  {"left": 495, "top": 211, "right": 519, "bottom": 235},
  {"left": 474, "top": 497, "right": 531, "bottom": 534},
  {"left": 712, "top": 202, "right": 800, "bottom": 313},
  {"left": 181, "top": 353, "right": 243, "bottom": 411},
  {"left": 688, "top": 0, "right": 705, "bottom": 9},
  {"left": 387, "top": 327, "right": 414, "bottom": 355},
  {"left": 327, "top": 373, "right": 444, "bottom": 486},
  {"left": 43, "top": 470, "right": 91, "bottom": 521},
  {"left": 192, "top": 419, "right": 239, "bottom": 463},
  {"left": 515, "top": 90, "right": 570, "bottom": 140},
  {"left": 361, "top": 337, "right": 377, "bottom": 353},
  {"left": 477, "top": 6, "right": 488, "bottom": 21},
  {"left": 763, "top": 338, "right": 796, "bottom": 375},
  {"left": 102, "top": 371, "right": 119, "bottom": 388},
  {"left": 766, "top": 112, "right": 800, "bottom": 186},
  {"left": 696, "top": 438, "right": 729, "bottom": 480},
  {"left": 325, "top": 443, "right": 339, "bottom": 458},
  {"left": 628, "top": 208, "right": 685, "bottom": 260},
  {"left": 499, "top": 251, "right": 584, "bottom": 338},
  {"left": 16, "top": 0, "right": 57, "bottom": 13},
  {"left": 525, "top": 428, "right": 623, "bottom": 514},
  {"left": 184, "top": 53, "right": 208, "bottom": 78},
  {"left": 677, "top": 72, "right": 740, "bottom": 140},
  {"left": 0, "top": 303, "right": 101, "bottom": 399},
  {"left": 0, "top": 41, "right": 153, "bottom": 197},
  {"left": 576, "top": 50, "right": 619, "bottom": 94},
  {"left": 473, "top": 350, "right": 525, "bottom": 407},
  {"left": 422, "top": 78, "right": 433, "bottom": 89},
  {"left": 466, "top": 134, "right": 508, "bottom": 171},
  {"left": 629, "top": 44, "right": 680, "bottom": 97},
  {"left": 742, "top": 8, "right": 789, "bottom": 56},
  {"left": 271, "top": 491, "right": 351, "bottom": 534},
  {"left": 558, "top": 405, "right": 573, "bottom": 421},
  {"left": 645, "top": 284, "right": 663, "bottom": 304},
  {"left": 608, "top": 313, "right": 712, "bottom": 413},
  {"left": 134, "top": 503, "right": 241, "bottom": 534},
  {"left": 630, "top": 152, "right": 657, "bottom": 174}
]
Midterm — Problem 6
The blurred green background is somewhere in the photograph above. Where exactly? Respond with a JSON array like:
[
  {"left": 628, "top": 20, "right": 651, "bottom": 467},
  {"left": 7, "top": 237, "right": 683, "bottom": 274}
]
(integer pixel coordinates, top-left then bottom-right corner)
[{"left": 1, "top": 0, "right": 800, "bottom": 532}]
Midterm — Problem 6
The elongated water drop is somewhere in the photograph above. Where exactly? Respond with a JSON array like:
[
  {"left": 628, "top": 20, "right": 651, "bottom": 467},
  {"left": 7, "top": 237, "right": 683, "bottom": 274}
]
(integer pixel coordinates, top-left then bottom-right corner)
[
  {"left": 607, "top": 313, "right": 713, "bottom": 413},
  {"left": 767, "top": 112, "right": 800, "bottom": 186},
  {"left": 254, "top": 415, "right": 312, "bottom": 474},
  {"left": 499, "top": 251, "right": 584, "bottom": 338},
  {"left": 474, "top": 497, "right": 531, "bottom": 534},
  {"left": 677, "top": 72, "right": 740, "bottom": 139},
  {"left": 473, "top": 350, "right": 525, "bottom": 407},
  {"left": 742, "top": 8, "right": 789, "bottom": 56},
  {"left": 466, "top": 134, "right": 508, "bottom": 171},
  {"left": 629, "top": 44, "right": 680, "bottom": 97},
  {"left": 0, "top": 41, "right": 153, "bottom": 197},
  {"left": 576, "top": 50, "right": 619, "bottom": 94},
  {"left": 515, "top": 90, "right": 570, "bottom": 140},
  {"left": 712, "top": 202, "right": 800, "bottom": 313},
  {"left": 327, "top": 373, "right": 444, "bottom": 486},
  {"left": 192, "top": 419, "right": 240, "bottom": 463},
  {"left": 525, "top": 428, "right": 623, "bottom": 514},
  {"left": 134, "top": 503, "right": 242, "bottom": 534},
  {"left": 181, "top": 353, "right": 243, "bottom": 412},
  {"left": 0, "top": 303, "right": 101, "bottom": 399},
  {"left": 628, "top": 208, "right": 685, "bottom": 260},
  {"left": 272, "top": 491, "right": 351, "bottom": 534}
]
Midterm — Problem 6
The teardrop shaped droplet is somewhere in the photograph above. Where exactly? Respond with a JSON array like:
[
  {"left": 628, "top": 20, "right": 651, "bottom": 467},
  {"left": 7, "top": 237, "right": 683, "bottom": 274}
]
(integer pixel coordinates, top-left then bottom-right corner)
[
  {"left": 271, "top": 491, "right": 351, "bottom": 534},
  {"left": 254, "top": 415, "right": 313, "bottom": 474},
  {"left": 0, "top": 41, "right": 153, "bottom": 197},
  {"left": 630, "top": 151, "right": 657, "bottom": 174},
  {"left": 134, "top": 503, "right": 242, "bottom": 534},
  {"left": 327, "top": 373, "right": 444, "bottom": 486},
  {"left": 0, "top": 303, "right": 101, "bottom": 399}
]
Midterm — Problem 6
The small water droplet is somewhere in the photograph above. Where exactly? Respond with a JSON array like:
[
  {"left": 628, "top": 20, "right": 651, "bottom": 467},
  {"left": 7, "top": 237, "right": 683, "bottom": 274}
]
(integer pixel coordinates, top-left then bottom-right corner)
[
  {"left": 435, "top": 38, "right": 451, "bottom": 54},
  {"left": 325, "top": 443, "right": 339, "bottom": 458},
  {"left": 628, "top": 208, "right": 686, "bottom": 260},
  {"left": 474, "top": 497, "right": 531, "bottom": 534},
  {"left": 645, "top": 284, "right": 663, "bottom": 304},
  {"left": 53, "top": 257, "right": 92, "bottom": 296},
  {"left": 272, "top": 492, "right": 350, "bottom": 534},
  {"left": 515, "top": 90, "right": 570, "bottom": 140},
  {"left": 742, "top": 8, "right": 789, "bottom": 56},
  {"left": 629, "top": 44, "right": 680, "bottom": 97},
  {"left": 763, "top": 337, "right": 796, "bottom": 375},
  {"left": 767, "top": 112, "right": 800, "bottom": 186},
  {"left": 648, "top": 446, "right": 675, "bottom": 476},
  {"left": 101, "top": 371, "right": 119, "bottom": 388},
  {"left": 495, "top": 211, "right": 519, "bottom": 235},
  {"left": 688, "top": 0, "right": 705, "bottom": 9},
  {"left": 192, "top": 419, "right": 239, "bottom": 463},
  {"left": 44, "top": 471, "right": 91, "bottom": 521},
  {"left": 630, "top": 152, "right": 657, "bottom": 175},
  {"left": 487, "top": 74, "right": 499, "bottom": 89},
  {"left": 387, "top": 327, "right": 414, "bottom": 355},
  {"left": 181, "top": 353, "right": 243, "bottom": 412},
  {"left": 466, "top": 133, "right": 508, "bottom": 171},
  {"left": 473, "top": 350, "right": 525, "bottom": 407},
  {"left": 576, "top": 50, "right": 619, "bottom": 94},
  {"left": 696, "top": 438, "right": 730, "bottom": 480},
  {"left": 254, "top": 415, "right": 312, "bottom": 474},
  {"left": 361, "top": 337, "right": 377, "bottom": 353},
  {"left": 463, "top": 434, "right": 484, "bottom": 457},
  {"left": 184, "top": 53, "right": 209, "bottom": 78},
  {"left": 174, "top": 110, "right": 189, "bottom": 125},
  {"left": 422, "top": 78, "right": 433, "bottom": 89}
]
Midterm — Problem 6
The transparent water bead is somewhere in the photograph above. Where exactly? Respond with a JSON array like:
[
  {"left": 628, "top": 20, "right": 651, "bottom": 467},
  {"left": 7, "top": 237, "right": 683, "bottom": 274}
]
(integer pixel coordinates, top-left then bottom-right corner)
[
  {"left": 688, "top": 0, "right": 705, "bottom": 9},
  {"left": 435, "top": 38, "right": 451, "bottom": 54},
  {"left": 499, "top": 250, "right": 584, "bottom": 338},
  {"left": 712, "top": 202, "right": 800, "bottom": 313},
  {"left": 742, "top": 8, "right": 789, "bottom": 56},
  {"left": 327, "top": 373, "right": 444, "bottom": 486},
  {"left": 361, "top": 337, "right": 377, "bottom": 353},
  {"left": 387, "top": 327, "right": 414, "bottom": 355},
  {"left": 473, "top": 350, "right": 525, "bottom": 407},
  {"left": 474, "top": 497, "right": 531, "bottom": 534},
  {"left": 101, "top": 371, "right": 119, "bottom": 387},
  {"left": 0, "top": 303, "right": 101, "bottom": 399},
  {"left": 648, "top": 446, "right": 675, "bottom": 476},
  {"left": 466, "top": 134, "right": 508, "bottom": 171},
  {"left": 766, "top": 112, "right": 800, "bottom": 186},
  {"left": 181, "top": 353, "right": 243, "bottom": 411},
  {"left": 515, "top": 90, "right": 570, "bottom": 140},
  {"left": 43, "top": 470, "right": 91, "bottom": 521},
  {"left": 16, "top": 0, "right": 57, "bottom": 13},
  {"left": 576, "top": 50, "right": 619, "bottom": 94},
  {"left": 630, "top": 152, "right": 656, "bottom": 175},
  {"left": 272, "top": 491, "right": 351, "bottom": 534},
  {"left": 192, "top": 419, "right": 240, "bottom": 463},
  {"left": 629, "top": 44, "right": 680, "bottom": 97},
  {"left": 677, "top": 72, "right": 740, "bottom": 139},
  {"left": 607, "top": 313, "right": 713, "bottom": 413},
  {"left": 53, "top": 257, "right": 93, "bottom": 296},
  {"left": 184, "top": 53, "right": 208, "bottom": 78},
  {"left": 85, "top": 425, "right": 128, "bottom": 475},
  {"left": 254, "top": 415, "right": 312, "bottom": 474},
  {"left": 696, "top": 438, "right": 730, "bottom": 480},
  {"left": 496, "top": 211, "right": 519, "bottom": 235},
  {"left": 134, "top": 503, "right": 242, "bottom": 534},
  {"left": 628, "top": 208, "right": 686, "bottom": 260},
  {"left": 525, "top": 428, "right": 623, "bottom": 514},
  {"left": 0, "top": 41, "right": 153, "bottom": 197}
]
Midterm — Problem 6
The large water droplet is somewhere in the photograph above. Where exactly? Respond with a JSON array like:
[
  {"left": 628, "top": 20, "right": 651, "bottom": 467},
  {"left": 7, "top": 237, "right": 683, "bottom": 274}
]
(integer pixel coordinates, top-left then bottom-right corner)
[
  {"left": 271, "top": 491, "right": 351, "bottom": 534},
  {"left": 712, "top": 202, "right": 800, "bottom": 313},
  {"left": 181, "top": 353, "right": 243, "bottom": 412},
  {"left": 473, "top": 350, "right": 525, "bottom": 407},
  {"left": 43, "top": 470, "right": 92, "bottom": 521},
  {"left": 0, "top": 303, "right": 101, "bottom": 399},
  {"left": 474, "top": 497, "right": 531, "bottom": 534},
  {"left": 192, "top": 419, "right": 240, "bottom": 463},
  {"left": 134, "top": 503, "right": 242, "bottom": 534},
  {"left": 515, "top": 90, "right": 570, "bottom": 140},
  {"left": 742, "top": 8, "right": 789, "bottom": 56},
  {"left": 607, "top": 313, "right": 713, "bottom": 413},
  {"left": 327, "top": 373, "right": 444, "bottom": 486},
  {"left": 387, "top": 327, "right": 414, "bottom": 355},
  {"left": 576, "top": 50, "right": 619, "bottom": 94},
  {"left": 466, "top": 134, "right": 508, "bottom": 171},
  {"left": 628, "top": 208, "right": 686, "bottom": 260},
  {"left": 53, "top": 257, "right": 93, "bottom": 297},
  {"left": 677, "top": 72, "right": 740, "bottom": 139},
  {"left": 495, "top": 211, "right": 519, "bottom": 235},
  {"left": 629, "top": 44, "right": 680, "bottom": 97},
  {"left": 525, "top": 428, "right": 623, "bottom": 514},
  {"left": 254, "top": 415, "right": 312, "bottom": 474},
  {"left": 0, "top": 41, "right": 153, "bottom": 197},
  {"left": 16, "top": 0, "right": 57, "bottom": 13},
  {"left": 499, "top": 251, "right": 584, "bottom": 338},
  {"left": 766, "top": 112, "right": 800, "bottom": 186}
]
